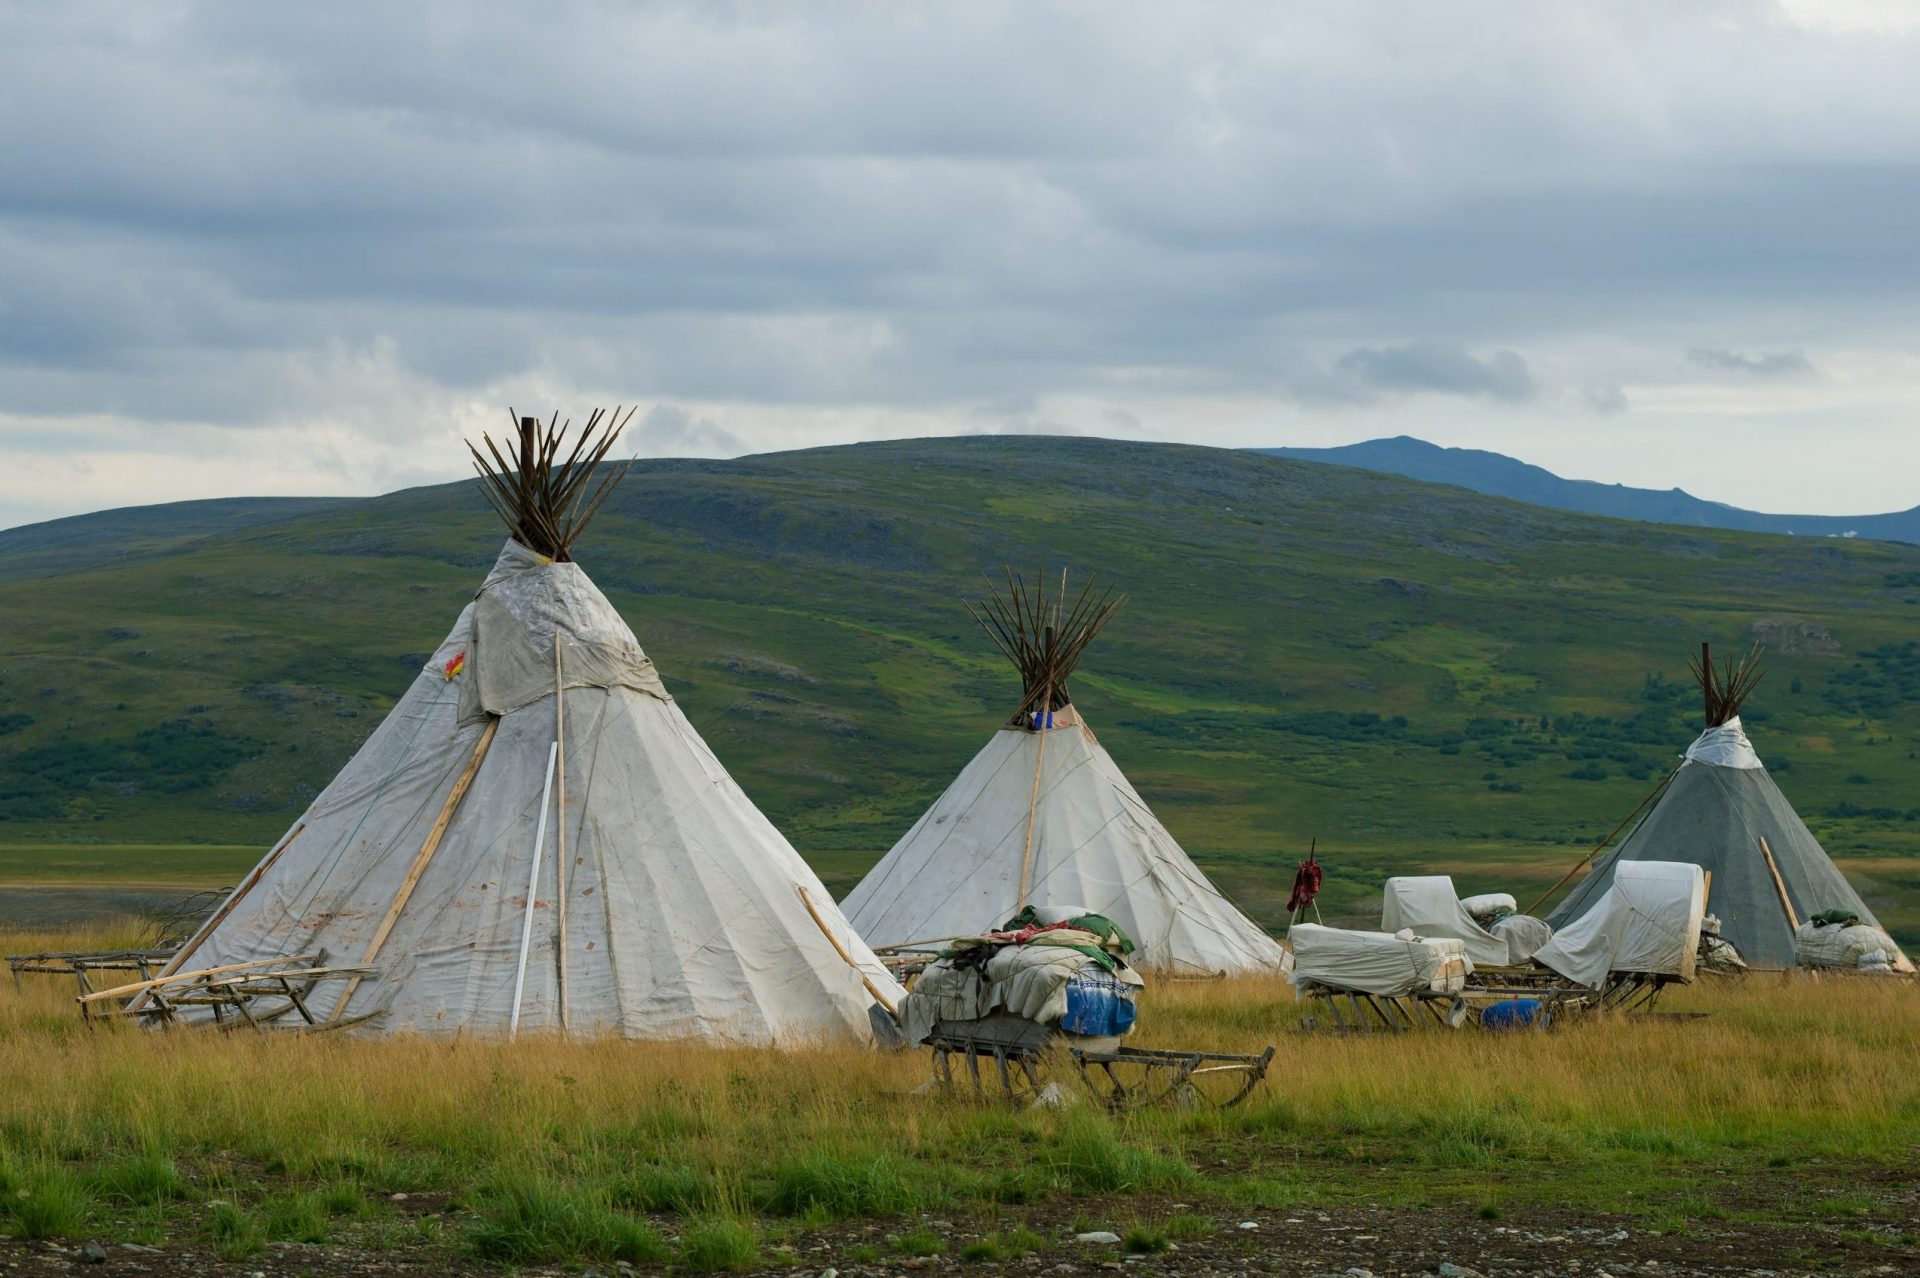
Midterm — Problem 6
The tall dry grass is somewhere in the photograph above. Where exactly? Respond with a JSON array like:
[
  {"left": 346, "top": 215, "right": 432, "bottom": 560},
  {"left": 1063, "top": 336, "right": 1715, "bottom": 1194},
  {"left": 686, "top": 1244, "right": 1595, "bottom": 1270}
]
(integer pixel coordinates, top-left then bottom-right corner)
[{"left": 1, "top": 919, "right": 1916, "bottom": 1257}]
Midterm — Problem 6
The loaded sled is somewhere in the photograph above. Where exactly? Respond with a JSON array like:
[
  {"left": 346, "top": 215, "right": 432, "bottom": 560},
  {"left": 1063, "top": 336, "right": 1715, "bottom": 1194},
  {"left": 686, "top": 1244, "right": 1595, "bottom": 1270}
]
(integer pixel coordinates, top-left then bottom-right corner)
[{"left": 892, "top": 906, "right": 1275, "bottom": 1109}]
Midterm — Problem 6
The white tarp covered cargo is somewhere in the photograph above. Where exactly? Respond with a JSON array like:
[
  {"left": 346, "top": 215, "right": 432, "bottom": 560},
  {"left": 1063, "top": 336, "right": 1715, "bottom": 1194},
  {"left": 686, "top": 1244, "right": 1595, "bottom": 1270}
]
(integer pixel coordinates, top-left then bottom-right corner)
[
  {"left": 1288, "top": 924, "right": 1470, "bottom": 997},
  {"left": 844, "top": 705, "right": 1290, "bottom": 976},
  {"left": 1535, "top": 861, "right": 1705, "bottom": 989},
  {"left": 1795, "top": 920, "right": 1905, "bottom": 972},
  {"left": 1380, "top": 876, "right": 1512, "bottom": 968},
  {"left": 1489, "top": 914, "right": 1554, "bottom": 964},
  {"left": 150, "top": 540, "right": 903, "bottom": 1044}
]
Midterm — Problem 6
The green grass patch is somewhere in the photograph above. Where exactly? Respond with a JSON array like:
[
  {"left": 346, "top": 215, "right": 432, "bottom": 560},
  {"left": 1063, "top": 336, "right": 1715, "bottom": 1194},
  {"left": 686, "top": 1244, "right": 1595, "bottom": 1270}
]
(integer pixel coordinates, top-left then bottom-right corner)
[
  {"left": 206, "top": 1201, "right": 265, "bottom": 1261},
  {"left": 1164, "top": 1212, "right": 1216, "bottom": 1240},
  {"left": 760, "top": 1150, "right": 924, "bottom": 1218},
  {"left": 1050, "top": 1118, "right": 1192, "bottom": 1193},
  {"left": 467, "top": 1173, "right": 668, "bottom": 1265},
  {"left": 677, "top": 1215, "right": 759, "bottom": 1272},
  {"left": 891, "top": 1227, "right": 945, "bottom": 1257},
  {"left": 1123, "top": 1224, "right": 1170, "bottom": 1253},
  {"left": 4, "top": 1169, "right": 92, "bottom": 1240},
  {"left": 89, "top": 1151, "right": 188, "bottom": 1205}
]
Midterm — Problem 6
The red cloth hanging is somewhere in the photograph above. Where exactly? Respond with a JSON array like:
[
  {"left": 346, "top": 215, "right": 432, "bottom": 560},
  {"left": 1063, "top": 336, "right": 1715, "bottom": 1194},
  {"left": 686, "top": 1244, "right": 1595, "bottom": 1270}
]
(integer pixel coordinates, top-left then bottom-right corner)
[{"left": 1286, "top": 855, "right": 1323, "bottom": 913}]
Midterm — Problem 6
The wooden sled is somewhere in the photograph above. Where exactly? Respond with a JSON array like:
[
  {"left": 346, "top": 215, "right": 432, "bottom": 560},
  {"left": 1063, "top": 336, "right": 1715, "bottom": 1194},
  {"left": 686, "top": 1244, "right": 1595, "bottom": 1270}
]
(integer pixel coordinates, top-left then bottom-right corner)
[
  {"left": 8, "top": 948, "right": 179, "bottom": 997},
  {"left": 77, "top": 953, "right": 381, "bottom": 1032},
  {"left": 1296, "top": 983, "right": 1471, "bottom": 1032},
  {"left": 922, "top": 1014, "right": 1274, "bottom": 1110}
]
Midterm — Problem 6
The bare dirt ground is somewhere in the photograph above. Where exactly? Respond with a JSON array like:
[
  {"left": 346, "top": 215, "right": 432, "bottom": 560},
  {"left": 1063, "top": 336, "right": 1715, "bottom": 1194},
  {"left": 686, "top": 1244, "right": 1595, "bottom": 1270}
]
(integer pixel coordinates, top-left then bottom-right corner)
[{"left": 2, "top": 1174, "right": 1914, "bottom": 1278}]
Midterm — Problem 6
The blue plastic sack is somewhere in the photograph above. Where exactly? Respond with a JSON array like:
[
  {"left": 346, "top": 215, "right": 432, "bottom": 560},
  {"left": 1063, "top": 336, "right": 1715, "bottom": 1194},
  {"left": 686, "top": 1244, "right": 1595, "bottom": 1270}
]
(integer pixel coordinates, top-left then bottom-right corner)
[
  {"left": 1479, "top": 998, "right": 1549, "bottom": 1031},
  {"left": 1060, "top": 970, "right": 1137, "bottom": 1037}
]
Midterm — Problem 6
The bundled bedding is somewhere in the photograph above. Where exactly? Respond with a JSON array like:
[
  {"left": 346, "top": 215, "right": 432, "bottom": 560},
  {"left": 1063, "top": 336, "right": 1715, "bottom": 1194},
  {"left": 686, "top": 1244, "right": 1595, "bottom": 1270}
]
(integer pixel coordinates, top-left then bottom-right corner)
[
  {"left": 1794, "top": 912, "right": 1908, "bottom": 973},
  {"left": 898, "top": 905, "right": 1145, "bottom": 1046}
]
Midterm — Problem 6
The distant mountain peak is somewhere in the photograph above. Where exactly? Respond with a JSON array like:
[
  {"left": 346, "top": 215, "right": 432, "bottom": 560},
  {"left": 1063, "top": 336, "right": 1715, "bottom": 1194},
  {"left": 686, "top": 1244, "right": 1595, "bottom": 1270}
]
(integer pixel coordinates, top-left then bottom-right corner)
[{"left": 1256, "top": 438, "right": 1920, "bottom": 545}]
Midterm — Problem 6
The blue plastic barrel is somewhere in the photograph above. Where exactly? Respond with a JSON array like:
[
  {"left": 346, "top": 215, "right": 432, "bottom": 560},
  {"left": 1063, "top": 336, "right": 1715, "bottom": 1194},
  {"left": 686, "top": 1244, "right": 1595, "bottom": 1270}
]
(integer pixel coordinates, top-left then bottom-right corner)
[{"left": 1479, "top": 998, "right": 1549, "bottom": 1031}]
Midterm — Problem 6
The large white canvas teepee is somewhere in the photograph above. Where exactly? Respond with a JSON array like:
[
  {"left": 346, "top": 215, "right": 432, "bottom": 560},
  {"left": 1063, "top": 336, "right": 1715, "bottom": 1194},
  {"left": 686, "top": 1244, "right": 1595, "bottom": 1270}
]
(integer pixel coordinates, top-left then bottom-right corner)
[
  {"left": 842, "top": 572, "right": 1289, "bottom": 976},
  {"left": 151, "top": 413, "right": 902, "bottom": 1043}
]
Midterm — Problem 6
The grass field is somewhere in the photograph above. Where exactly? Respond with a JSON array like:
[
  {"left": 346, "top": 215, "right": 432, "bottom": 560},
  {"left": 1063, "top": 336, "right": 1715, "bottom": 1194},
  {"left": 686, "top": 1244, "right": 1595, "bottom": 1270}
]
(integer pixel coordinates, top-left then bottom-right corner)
[{"left": 1, "top": 920, "right": 1915, "bottom": 1273}]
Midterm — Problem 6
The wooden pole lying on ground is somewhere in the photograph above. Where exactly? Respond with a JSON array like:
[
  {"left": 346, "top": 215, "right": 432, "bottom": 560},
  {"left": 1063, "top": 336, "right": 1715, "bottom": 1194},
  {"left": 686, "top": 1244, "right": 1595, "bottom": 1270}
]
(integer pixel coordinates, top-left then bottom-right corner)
[
  {"left": 510, "top": 741, "right": 560, "bottom": 1039},
  {"left": 796, "top": 884, "right": 898, "bottom": 1015},
  {"left": 553, "top": 642, "right": 570, "bottom": 1031},
  {"left": 83, "top": 954, "right": 325, "bottom": 1006},
  {"left": 1757, "top": 835, "right": 1800, "bottom": 931},
  {"left": 330, "top": 716, "right": 501, "bottom": 1023}
]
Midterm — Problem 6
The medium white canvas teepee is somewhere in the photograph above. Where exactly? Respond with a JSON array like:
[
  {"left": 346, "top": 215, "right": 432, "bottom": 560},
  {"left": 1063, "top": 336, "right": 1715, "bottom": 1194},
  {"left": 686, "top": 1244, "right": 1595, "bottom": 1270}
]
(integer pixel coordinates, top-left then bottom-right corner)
[
  {"left": 842, "top": 572, "right": 1289, "bottom": 975},
  {"left": 151, "top": 413, "right": 902, "bottom": 1043}
]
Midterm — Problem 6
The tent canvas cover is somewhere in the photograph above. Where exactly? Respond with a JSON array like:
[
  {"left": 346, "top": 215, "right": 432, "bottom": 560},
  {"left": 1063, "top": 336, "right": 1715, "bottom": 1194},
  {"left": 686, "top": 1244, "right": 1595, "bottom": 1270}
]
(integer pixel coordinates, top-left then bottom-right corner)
[
  {"left": 150, "top": 413, "right": 902, "bottom": 1042},
  {"left": 842, "top": 572, "right": 1289, "bottom": 976}
]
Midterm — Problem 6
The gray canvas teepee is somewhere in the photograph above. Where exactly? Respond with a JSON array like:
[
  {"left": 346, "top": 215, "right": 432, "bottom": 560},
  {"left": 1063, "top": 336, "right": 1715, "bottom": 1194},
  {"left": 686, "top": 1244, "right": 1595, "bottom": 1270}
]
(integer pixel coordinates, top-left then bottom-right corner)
[
  {"left": 842, "top": 571, "right": 1290, "bottom": 976},
  {"left": 1548, "top": 645, "right": 1910, "bottom": 972},
  {"left": 145, "top": 411, "right": 902, "bottom": 1042}
]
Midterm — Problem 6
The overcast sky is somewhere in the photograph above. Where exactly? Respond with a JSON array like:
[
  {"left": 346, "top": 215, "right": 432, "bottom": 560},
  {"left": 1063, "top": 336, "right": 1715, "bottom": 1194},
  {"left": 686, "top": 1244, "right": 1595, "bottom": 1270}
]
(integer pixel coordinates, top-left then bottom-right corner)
[{"left": 3, "top": 1, "right": 1918, "bottom": 528}]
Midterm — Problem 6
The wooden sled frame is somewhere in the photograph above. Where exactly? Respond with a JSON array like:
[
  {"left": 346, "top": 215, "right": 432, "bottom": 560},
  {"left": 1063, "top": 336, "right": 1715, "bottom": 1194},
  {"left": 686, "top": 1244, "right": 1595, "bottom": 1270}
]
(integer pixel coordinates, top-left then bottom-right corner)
[
  {"left": 922, "top": 1016, "right": 1274, "bottom": 1110},
  {"left": 1071, "top": 1043, "right": 1276, "bottom": 1110},
  {"left": 77, "top": 953, "right": 382, "bottom": 1033},
  {"left": 8, "top": 948, "right": 179, "bottom": 997},
  {"left": 1461, "top": 966, "right": 1685, "bottom": 1022},
  {"left": 1297, "top": 984, "right": 1471, "bottom": 1032}
]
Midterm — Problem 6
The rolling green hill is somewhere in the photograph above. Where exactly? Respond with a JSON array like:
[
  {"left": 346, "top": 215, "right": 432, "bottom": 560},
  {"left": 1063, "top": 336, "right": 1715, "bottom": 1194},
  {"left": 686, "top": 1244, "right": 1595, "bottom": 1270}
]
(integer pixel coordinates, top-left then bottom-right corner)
[{"left": 3, "top": 436, "right": 1918, "bottom": 943}]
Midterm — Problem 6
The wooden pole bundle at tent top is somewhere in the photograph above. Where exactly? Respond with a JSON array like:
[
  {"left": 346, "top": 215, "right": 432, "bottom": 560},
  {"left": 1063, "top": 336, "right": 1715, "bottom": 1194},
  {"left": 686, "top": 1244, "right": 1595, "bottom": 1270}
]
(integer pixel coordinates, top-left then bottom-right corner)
[
  {"left": 468, "top": 407, "right": 638, "bottom": 561},
  {"left": 964, "top": 568, "right": 1125, "bottom": 727},
  {"left": 1688, "top": 641, "right": 1766, "bottom": 727}
]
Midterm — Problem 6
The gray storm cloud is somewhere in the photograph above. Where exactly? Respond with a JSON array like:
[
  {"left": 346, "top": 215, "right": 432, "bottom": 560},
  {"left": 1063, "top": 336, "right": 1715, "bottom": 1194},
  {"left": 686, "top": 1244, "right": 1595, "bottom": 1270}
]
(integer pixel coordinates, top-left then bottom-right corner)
[
  {"left": 1, "top": 2, "right": 1918, "bottom": 523},
  {"left": 1334, "top": 343, "right": 1536, "bottom": 403},
  {"left": 1686, "top": 348, "right": 1818, "bottom": 378}
]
